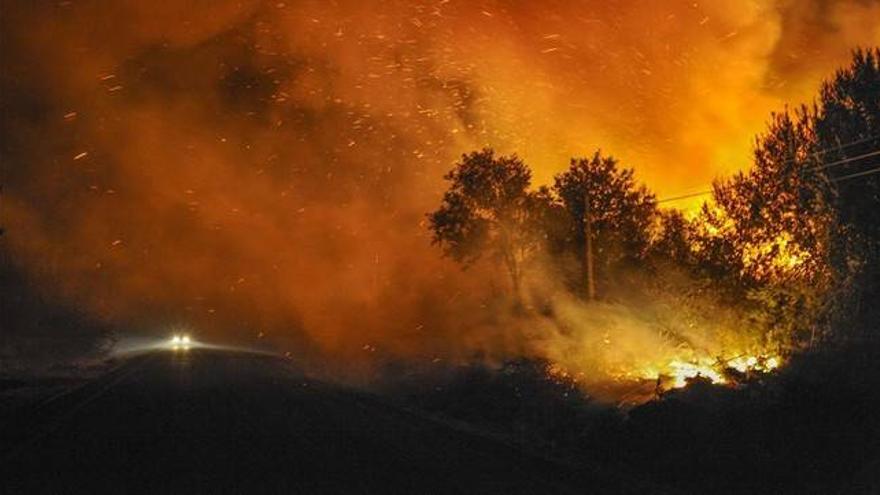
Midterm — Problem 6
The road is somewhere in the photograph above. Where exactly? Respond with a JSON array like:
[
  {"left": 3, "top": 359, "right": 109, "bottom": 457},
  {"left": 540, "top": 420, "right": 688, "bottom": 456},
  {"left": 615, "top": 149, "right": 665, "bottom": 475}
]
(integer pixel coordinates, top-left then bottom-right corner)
[{"left": 1, "top": 348, "right": 645, "bottom": 494}]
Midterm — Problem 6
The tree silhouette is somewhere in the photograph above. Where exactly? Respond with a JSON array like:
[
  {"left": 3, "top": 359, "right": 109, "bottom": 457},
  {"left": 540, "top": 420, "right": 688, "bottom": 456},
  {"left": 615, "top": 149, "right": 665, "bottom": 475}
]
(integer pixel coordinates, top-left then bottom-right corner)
[
  {"left": 651, "top": 209, "right": 695, "bottom": 267},
  {"left": 703, "top": 110, "right": 834, "bottom": 286},
  {"left": 815, "top": 47, "right": 880, "bottom": 334},
  {"left": 678, "top": 49, "right": 880, "bottom": 345},
  {"left": 552, "top": 151, "right": 656, "bottom": 298},
  {"left": 428, "top": 149, "right": 548, "bottom": 305},
  {"left": 688, "top": 109, "right": 837, "bottom": 346}
]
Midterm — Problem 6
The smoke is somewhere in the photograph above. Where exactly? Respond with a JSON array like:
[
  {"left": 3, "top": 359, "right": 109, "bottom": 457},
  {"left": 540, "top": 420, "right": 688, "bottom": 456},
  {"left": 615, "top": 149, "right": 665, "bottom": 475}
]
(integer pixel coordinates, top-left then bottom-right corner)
[
  {"left": 523, "top": 269, "right": 760, "bottom": 398},
  {"left": 1, "top": 1, "right": 876, "bottom": 374}
]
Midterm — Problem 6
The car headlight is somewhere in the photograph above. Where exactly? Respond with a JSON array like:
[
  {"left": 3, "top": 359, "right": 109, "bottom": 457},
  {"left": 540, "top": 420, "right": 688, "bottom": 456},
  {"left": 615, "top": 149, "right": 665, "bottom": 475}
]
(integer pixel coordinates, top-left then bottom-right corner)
[{"left": 169, "top": 334, "right": 193, "bottom": 350}]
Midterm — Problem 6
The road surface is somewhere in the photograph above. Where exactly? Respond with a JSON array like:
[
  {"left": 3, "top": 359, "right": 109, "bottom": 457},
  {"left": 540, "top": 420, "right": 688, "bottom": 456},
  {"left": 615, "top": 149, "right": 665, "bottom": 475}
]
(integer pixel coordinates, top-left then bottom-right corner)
[{"left": 1, "top": 348, "right": 646, "bottom": 494}]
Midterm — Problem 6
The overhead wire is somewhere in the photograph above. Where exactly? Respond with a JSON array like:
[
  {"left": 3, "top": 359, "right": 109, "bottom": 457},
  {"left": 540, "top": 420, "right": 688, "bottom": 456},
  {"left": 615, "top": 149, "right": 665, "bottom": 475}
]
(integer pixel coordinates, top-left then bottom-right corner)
[
  {"left": 832, "top": 164, "right": 880, "bottom": 182},
  {"left": 656, "top": 135, "right": 879, "bottom": 204}
]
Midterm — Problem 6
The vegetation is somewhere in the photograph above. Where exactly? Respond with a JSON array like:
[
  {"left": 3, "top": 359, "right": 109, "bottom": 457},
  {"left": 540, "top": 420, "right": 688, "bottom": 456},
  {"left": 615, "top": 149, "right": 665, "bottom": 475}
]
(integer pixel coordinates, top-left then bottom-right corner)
[
  {"left": 552, "top": 152, "right": 657, "bottom": 297},
  {"left": 419, "top": 48, "right": 880, "bottom": 492},
  {"left": 428, "top": 149, "right": 550, "bottom": 305},
  {"left": 816, "top": 48, "right": 880, "bottom": 338},
  {"left": 384, "top": 342, "right": 880, "bottom": 494},
  {"left": 428, "top": 48, "right": 880, "bottom": 351}
]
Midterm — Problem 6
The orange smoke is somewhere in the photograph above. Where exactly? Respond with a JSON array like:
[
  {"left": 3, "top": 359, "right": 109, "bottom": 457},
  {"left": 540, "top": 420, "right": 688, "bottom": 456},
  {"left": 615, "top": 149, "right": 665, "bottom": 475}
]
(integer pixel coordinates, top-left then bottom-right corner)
[{"left": 1, "top": 1, "right": 877, "bottom": 370}]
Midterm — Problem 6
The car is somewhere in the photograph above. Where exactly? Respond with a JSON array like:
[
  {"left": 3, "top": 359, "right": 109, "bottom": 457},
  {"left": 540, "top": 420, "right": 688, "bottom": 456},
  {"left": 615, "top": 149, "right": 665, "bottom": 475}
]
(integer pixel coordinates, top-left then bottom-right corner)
[{"left": 169, "top": 334, "right": 192, "bottom": 350}]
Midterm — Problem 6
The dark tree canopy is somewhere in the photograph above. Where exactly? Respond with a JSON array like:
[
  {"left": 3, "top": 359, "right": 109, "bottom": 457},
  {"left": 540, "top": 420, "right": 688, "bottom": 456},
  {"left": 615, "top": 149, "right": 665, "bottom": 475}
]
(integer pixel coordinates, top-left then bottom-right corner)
[
  {"left": 815, "top": 48, "right": 880, "bottom": 333},
  {"left": 428, "top": 149, "right": 548, "bottom": 302},
  {"left": 552, "top": 151, "right": 657, "bottom": 288},
  {"left": 678, "top": 49, "right": 880, "bottom": 344},
  {"left": 425, "top": 49, "right": 880, "bottom": 340},
  {"left": 702, "top": 110, "right": 835, "bottom": 286},
  {"left": 684, "top": 109, "right": 838, "bottom": 346},
  {"left": 651, "top": 209, "right": 694, "bottom": 266},
  {"left": 817, "top": 48, "right": 880, "bottom": 243}
]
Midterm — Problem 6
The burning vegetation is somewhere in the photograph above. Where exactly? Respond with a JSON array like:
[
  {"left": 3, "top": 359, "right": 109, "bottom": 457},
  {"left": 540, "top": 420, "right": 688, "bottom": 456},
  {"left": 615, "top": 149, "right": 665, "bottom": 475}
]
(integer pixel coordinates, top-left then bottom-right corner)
[
  {"left": 428, "top": 48, "right": 879, "bottom": 400},
  {"left": 0, "top": 1, "right": 877, "bottom": 402},
  {"left": 0, "top": 2, "right": 878, "bottom": 491}
]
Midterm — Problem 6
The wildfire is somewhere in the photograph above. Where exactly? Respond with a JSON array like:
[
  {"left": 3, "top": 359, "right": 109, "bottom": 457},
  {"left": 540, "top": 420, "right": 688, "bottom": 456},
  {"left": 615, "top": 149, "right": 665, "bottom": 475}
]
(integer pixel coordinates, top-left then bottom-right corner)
[
  {"left": 727, "top": 355, "right": 780, "bottom": 373},
  {"left": 536, "top": 295, "right": 790, "bottom": 402},
  {"left": 742, "top": 232, "right": 810, "bottom": 277},
  {"left": 692, "top": 208, "right": 810, "bottom": 278},
  {"left": 667, "top": 359, "right": 727, "bottom": 388},
  {"left": 584, "top": 351, "right": 785, "bottom": 398},
  {"left": 663, "top": 352, "right": 782, "bottom": 388}
]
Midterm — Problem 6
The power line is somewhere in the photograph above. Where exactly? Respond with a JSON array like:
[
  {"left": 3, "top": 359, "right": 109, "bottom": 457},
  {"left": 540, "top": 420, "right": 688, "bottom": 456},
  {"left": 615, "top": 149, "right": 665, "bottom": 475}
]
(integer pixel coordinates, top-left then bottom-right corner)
[
  {"left": 656, "top": 189, "right": 713, "bottom": 204},
  {"left": 743, "top": 134, "right": 879, "bottom": 173},
  {"left": 812, "top": 149, "right": 880, "bottom": 172},
  {"left": 833, "top": 165, "right": 880, "bottom": 182},
  {"left": 656, "top": 142, "right": 880, "bottom": 204},
  {"left": 806, "top": 134, "right": 879, "bottom": 156},
  {"left": 772, "top": 134, "right": 879, "bottom": 168}
]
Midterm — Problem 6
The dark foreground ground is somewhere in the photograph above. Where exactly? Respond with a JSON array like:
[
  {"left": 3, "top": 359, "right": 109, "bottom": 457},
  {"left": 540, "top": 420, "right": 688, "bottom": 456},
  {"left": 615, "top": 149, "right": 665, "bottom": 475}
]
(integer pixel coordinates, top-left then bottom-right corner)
[
  {"left": 1, "top": 348, "right": 656, "bottom": 494},
  {"left": 5, "top": 345, "right": 879, "bottom": 494},
  {"left": 386, "top": 347, "right": 880, "bottom": 495}
]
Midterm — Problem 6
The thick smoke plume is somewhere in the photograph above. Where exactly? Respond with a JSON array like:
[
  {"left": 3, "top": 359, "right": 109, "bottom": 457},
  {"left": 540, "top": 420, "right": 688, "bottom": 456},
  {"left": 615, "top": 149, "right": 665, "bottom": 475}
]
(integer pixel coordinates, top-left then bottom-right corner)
[{"left": 1, "top": 1, "right": 877, "bottom": 374}]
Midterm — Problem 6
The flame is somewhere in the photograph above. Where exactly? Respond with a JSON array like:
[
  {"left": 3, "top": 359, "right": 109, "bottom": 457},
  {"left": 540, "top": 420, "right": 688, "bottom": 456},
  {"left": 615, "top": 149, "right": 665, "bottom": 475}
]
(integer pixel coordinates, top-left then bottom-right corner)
[
  {"left": 668, "top": 359, "right": 727, "bottom": 388},
  {"left": 548, "top": 346, "right": 785, "bottom": 399},
  {"left": 742, "top": 232, "right": 810, "bottom": 276},
  {"left": 623, "top": 351, "right": 783, "bottom": 391},
  {"left": 727, "top": 354, "right": 781, "bottom": 373},
  {"left": 2, "top": 0, "right": 872, "bottom": 376},
  {"left": 635, "top": 352, "right": 782, "bottom": 389}
]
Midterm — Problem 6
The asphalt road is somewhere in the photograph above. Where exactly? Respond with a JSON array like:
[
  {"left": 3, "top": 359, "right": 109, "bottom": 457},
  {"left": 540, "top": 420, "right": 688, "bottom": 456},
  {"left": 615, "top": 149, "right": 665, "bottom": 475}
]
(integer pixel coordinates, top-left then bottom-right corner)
[{"left": 1, "top": 348, "right": 645, "bottom": 494}]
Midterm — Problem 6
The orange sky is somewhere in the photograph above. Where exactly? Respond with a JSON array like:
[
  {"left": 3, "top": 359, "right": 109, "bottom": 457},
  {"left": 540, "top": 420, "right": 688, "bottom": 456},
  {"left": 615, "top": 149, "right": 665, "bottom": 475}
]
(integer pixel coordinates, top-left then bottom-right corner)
[{"left": 1, "top": 0, "right": 878, "bottom": 365}]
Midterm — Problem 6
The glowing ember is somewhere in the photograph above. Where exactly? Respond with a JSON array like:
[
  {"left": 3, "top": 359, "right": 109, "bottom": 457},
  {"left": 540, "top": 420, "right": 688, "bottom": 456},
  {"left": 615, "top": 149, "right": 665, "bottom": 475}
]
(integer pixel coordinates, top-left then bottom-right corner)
[
  {"left": 668, "top": 360, "right": 726, "bottom": 388},
  {"left": 576, "top": 349, "right": 786, "bottom": 398},
  {"left": 727, "top": 355, "right": 783, "bottom": 373}
]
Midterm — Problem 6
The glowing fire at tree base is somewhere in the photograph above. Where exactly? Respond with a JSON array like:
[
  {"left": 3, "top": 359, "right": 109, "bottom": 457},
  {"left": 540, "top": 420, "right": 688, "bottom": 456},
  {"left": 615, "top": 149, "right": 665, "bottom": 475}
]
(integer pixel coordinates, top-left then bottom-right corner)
[
  {"left": 548, "top": 351, "right": 784, "bottom": 403},
  {"left": 622, "top": 353, "right": 782, "bottom": 393}
]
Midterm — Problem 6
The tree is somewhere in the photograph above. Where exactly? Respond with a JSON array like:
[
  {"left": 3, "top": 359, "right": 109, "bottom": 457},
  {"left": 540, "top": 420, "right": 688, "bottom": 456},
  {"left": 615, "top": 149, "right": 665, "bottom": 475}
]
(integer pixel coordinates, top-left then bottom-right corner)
[
  {"left": 651, "top": 209, "right": 695, "bottom": 267},
  {"left": 814, "top": 47, "right": 880, "bottom": 335},
  {"left": 703, "top": 110, "right": 835, "bottom": 286},
  {"left": 681, "top": 49, "right": 880, "bottom": 346},
  {"left": 552, "top": 151, "right": 656, "bottom": 298},
  {"left": 685, "top": 107, "right": 844, "bottom": 347},
  {"left": 428, "top": 149, "right": 548, "bottom": 305}
]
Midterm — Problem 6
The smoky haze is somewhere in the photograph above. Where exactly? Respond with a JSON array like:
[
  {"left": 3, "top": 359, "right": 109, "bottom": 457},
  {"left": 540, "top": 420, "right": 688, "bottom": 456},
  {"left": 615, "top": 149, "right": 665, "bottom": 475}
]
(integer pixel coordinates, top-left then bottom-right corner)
[{"left": 1, "top": 0, "right": 877, "bottom": 373}]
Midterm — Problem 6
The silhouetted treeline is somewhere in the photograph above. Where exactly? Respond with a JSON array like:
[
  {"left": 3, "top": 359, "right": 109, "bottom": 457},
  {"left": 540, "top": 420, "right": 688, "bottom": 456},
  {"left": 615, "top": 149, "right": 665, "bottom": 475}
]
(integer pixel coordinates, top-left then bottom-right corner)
[
  {"left": 410, "top": 52, "right": 880, "bottom": 494},
  {"left": 679, "top": 47, "right": 880, "bottom": 346},
  {"left": 428, "top": 148, "right": 656, "bottom": 304},
  {"left": 429, "top": 47, "right": 880, "bottom": 348}
]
